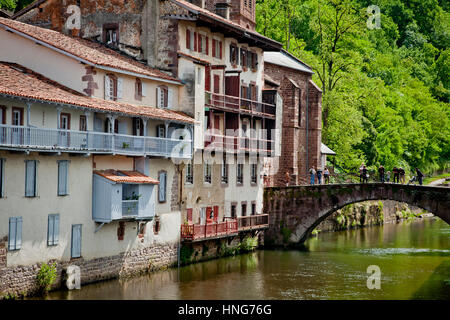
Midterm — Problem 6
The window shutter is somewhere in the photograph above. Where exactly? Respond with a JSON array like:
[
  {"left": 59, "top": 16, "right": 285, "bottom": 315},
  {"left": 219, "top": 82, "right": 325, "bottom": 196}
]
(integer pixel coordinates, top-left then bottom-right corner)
[
  {"left": 47, "top": 215, "right": 54, "bottom": 246},
  {"left": 117, "top": 77, "right": 123, "bottom": 99},
  {"left": 0, "top": 159, "right": 4, "bottom": 198},
  {"left": 213, "top": 206, "right": 219, "bottom": 222},
  {"left": 16, "top": 217, "right": 22, "bottom": 249},
  {"left": 167, "top": 88, "right": 173, "bottom": 109},
  {"left": 212, "top": 39, "right": 216, "bottom": 58},
  {"left": 194, "top": 32, "right": 197, "bottom": 51},
  {"left": 186, "top": 29, "right": 190, "bottom": 49},
  {"left": 54, "top": 214, "right": 60, "bottom": 245},
  {"left": 58, "top": 161, "right": 68, "bottom": 196},
  {"left": 198, "top": 34, "right": 202, "bottom": 53},
  {"left": 25, "top": 160, "right": 36, "bottom": 197},
  {"left": 156, "top": 87, "right": 162, "bottom": 108},
  {"left": 219, "top": 41, "right": 223, "bottom": 59},
  {"left": 206, "top": 36, "right": 209, "bottom": 55},
  {"left": 8, "top": 217, "right": 16, "bottom": 250},
  {"left": 141, "top": 82, "right": 147, "bottom": 97},
  {"left": 104, "top": 75, "right": 111, "bottom": 100},
  {"left": 71, "top": 224, "right": 82, "bottom": 258},
  {"left": 158, "top": 172, "right": 166, "bottom": 202}
]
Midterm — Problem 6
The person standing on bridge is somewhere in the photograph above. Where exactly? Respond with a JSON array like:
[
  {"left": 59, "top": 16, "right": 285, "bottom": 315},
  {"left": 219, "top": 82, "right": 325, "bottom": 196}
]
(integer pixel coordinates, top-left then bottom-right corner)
[
  {"left": 285, "top": 171, "right": 291, "bottom": 187},
  {"left": 324, "top": 167, "right": 330, "bottom": 184},
  {"left": 317, "top": 168, "right": 323, "bottom": 185},
  {"left": 359, "top": 163, "right": 365, "bottom": 183},
  {"left": 378, "top": 165, "right": 385, "bottom": 183},
  {"left": 309, "top": 167, "right": 316, "bottom": 185},
  {"left": 416, "top": 168, "right": 424, "bottom": 185},
  {"left": 386, "top": 171, "right": 391, "bottom": 182},
  {"left": 399, "top": 167, "right": 406, "bottom": 184},
  {"left": 393, "top": 167, "right": 399, "bottom": 183},
  {"left": 362, "top": 165, "right": 368, "bottom": 183}
]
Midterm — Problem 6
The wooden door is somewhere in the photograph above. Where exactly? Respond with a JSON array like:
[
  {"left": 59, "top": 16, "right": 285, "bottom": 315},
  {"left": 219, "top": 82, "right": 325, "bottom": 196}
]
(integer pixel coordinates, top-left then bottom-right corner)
[
  {"left": 225, "top": 75, "right": 240, "bottom": 110},
  {"left": 11, "top": 107, "right": 23, "bottom": 145}
]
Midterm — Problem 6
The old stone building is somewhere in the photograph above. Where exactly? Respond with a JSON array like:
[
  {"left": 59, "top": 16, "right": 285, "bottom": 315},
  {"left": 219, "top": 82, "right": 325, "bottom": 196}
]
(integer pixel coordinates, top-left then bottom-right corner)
[{"left": 263, "top": 50, "right": 323, "bottom": 186}]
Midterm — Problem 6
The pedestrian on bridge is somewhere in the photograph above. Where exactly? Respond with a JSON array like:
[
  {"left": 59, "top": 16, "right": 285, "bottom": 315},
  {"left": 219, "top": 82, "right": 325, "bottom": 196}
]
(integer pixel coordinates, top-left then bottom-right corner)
[
  {"left": 309, "top": 167, "right": 316, "bottom": 185},
  {"left": 324, "top": 167, "right": 330, "bottom": 184},
  {"left": 393, "top": 167, "right": 399, "bottom": 183},
  {"left": 416, "top": 168, "right": 424, "bottom": 186},
  {"left": 285, "top": 171, "right": 290, "bottom": 187},
  {"left": 378, "top": 165, "right": 385, "bottom": 183},
  {"left": 359, "top": 163, "right": 365, "bottom": 183},
  {"left": 317, "top": 168, "right": 323, "bottom": 184},
  {"left": 386, "top": 171, "right": 391, "bottom": 182},
  {"left": 399, "top": 167, "right": 406, "bottom": 184},
  {"left": 362, "top": 165, "right": 368, "bottom": 183}
]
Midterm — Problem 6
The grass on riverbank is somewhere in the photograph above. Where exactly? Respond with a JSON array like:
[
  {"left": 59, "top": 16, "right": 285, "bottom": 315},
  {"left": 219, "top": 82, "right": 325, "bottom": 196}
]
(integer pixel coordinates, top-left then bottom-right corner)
[{"left": 424, "top": 173, "right": 450, "bottom": 185}]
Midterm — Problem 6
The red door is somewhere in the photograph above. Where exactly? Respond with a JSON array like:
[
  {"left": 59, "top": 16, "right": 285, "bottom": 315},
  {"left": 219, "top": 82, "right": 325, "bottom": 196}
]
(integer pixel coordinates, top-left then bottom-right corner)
[
  {"left": 213, "top": 206, "right": 219, "bottom": 222},
  {"left": 206, "top": 207, "right": 213, "bottom": 224}
]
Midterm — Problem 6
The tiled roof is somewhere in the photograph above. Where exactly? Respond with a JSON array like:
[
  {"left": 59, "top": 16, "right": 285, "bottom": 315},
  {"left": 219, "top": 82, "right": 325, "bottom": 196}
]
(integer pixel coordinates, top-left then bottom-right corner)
[
  {"left": 170, "top": 0, "right": 282, "bottom": 50},
  {"left": 0, "top": 17, "right": 181, "bottom": 83},
  {"left": 264, "top": 51, "right": 313, "bottom": 74},
  {"left": 178, "top": 51, "right": 211, "bottom": 65},
  {"left": 94, "top": 170, "right": 160, "bottom": 184},
  {"left": 0, "top": 62, "right": 195, "bottom": 124}
]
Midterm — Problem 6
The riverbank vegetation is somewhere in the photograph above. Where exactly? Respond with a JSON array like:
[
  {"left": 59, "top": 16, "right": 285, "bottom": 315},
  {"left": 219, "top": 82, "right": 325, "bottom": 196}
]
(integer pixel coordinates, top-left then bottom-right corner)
[{"left": 257, "top": 0, "right": 449, "bottom": 175}]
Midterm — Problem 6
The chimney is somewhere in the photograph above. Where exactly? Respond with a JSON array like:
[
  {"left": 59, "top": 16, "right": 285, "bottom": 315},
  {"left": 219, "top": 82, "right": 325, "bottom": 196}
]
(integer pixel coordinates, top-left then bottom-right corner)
[{"left": 215, "top": 1, "right": 231, "bottom": 20}]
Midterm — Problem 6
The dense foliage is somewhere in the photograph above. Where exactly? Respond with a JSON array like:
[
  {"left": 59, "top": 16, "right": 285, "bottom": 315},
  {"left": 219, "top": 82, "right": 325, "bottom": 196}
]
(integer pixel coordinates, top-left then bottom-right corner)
[
  {"left": 0, "top": 0, "right": 33, "bottom": 12},
  {"left": 257, "top": 0, "right": 449, "bottom": 174}
]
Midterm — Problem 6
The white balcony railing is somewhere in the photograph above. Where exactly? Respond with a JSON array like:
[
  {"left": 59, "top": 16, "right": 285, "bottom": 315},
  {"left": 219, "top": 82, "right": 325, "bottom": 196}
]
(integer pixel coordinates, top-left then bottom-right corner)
[{"left": 0, "top": 125, "right": 192, "bottom": 158}]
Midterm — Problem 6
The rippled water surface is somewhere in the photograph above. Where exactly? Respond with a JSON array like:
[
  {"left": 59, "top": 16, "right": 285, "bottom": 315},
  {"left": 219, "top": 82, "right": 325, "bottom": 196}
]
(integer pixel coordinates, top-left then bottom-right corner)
[{"left": 45, "top": 217, "right": 450, "bottom": 300}]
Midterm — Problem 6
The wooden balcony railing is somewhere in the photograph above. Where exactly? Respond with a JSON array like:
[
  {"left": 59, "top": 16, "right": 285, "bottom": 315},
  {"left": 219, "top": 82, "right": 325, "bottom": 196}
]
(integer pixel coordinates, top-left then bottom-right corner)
[
  {"left": 180, "top": 214, "right": 269, "bottom": 241},
  {"left": 205, "top": 92, "right": 276, "bottom": 118},
  {"left": 0, "top": 124, "right": 192, "bottom": 158}
]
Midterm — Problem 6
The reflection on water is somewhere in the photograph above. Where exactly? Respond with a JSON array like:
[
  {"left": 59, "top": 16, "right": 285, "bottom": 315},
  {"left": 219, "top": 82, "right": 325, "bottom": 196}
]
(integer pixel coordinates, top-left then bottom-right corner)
[{"left": 45, "top": 217, "right": 449, "bottom": 300}]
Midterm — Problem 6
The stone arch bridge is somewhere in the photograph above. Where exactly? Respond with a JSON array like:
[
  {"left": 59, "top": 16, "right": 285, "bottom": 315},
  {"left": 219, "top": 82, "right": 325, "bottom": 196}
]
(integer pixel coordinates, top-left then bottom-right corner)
[{"left": 263, "top": 184, "right": 450, "bottom": 245}]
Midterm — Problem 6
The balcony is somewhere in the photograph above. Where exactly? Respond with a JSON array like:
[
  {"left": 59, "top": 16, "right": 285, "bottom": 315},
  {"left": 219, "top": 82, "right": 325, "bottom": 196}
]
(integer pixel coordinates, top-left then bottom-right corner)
[
  {"left": 0, "top": 125, "right": 192, "bottom": 158},
  {"left": 205, "top": 92, "right": 276, "bottom": 119},
  {"left": 204, "top": 132, "right": 274, "bottom": 155},
  {"left": 180, "top": 214, "right": 269, "bottom": 242}
]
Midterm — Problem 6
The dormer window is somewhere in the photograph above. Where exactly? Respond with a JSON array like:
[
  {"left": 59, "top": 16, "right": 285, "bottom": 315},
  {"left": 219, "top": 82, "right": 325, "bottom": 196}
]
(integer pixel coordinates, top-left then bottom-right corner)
[{"left": 103, "top": 24, "right": 119, "bottom": 47}]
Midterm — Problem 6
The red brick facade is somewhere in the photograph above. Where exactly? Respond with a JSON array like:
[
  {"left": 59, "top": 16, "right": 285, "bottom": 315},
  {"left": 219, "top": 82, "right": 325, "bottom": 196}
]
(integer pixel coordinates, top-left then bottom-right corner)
[{"left": 264, "top": 63, "right": 322, "bottom": 186}]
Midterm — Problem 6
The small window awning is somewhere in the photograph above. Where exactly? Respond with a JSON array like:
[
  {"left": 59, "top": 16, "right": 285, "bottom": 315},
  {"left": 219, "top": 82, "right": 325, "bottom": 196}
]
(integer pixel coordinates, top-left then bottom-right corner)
[
  {"left": 321, "top": 143, "right": 336, "bottom": 155},
  {"left": 94, "top": 170, "right": 159, "bottom": 184}
]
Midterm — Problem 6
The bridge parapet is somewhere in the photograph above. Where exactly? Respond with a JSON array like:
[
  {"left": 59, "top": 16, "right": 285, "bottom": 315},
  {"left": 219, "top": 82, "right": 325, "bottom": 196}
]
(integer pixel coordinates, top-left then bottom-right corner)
[{"left": 263, "top": 183, "right": 450, "bottom": 246}]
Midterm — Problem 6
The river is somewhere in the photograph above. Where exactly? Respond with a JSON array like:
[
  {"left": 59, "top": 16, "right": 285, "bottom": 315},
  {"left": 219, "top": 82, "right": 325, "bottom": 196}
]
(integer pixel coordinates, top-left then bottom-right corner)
[{"left": 45, "top": 217, "right": 449, "bottom": 300}]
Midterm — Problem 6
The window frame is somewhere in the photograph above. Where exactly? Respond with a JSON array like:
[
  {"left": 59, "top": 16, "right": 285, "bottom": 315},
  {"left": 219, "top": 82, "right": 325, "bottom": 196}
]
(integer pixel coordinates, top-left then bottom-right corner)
[
  {"left": 8, "top": 216, "right": 22, "bottom": 251},
  {"left": 79, "top": 115, "right": 87, "bottom": 131},
  {"left": 25, "top": 160, "right": 37, "bottom": 197},
  {"left": 251, "top": 163, "right": 257, "bottom": 184},
  {"left": 103, "top": 23, "right": 119, "bottom": 47},
  {"left": 204, "top": 162, "right": 212, "bottom": 184},
  {"left": 186, "top": 161, "right": 194, "bottom": 184},
  {"left": 47, "top": 213, "right": 60, "bottom": 246},
  {"left": 57, "top": 160, "right": 70, "bottom": 196},
  {"left": 221, "top": 156, "right": 228, "bottom": 184},
  {"left": 236, "top": 163, "right": 244, "bottom": 185}
]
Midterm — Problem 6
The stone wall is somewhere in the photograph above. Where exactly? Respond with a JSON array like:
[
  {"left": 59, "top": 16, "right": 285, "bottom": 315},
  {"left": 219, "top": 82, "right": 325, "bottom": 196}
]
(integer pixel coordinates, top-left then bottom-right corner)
[
  {"left": 316, "top": 200, "right": 424, "bottom": 233},
  {"left": 0, "top": 243, "right": 177, "bottom": 299}
]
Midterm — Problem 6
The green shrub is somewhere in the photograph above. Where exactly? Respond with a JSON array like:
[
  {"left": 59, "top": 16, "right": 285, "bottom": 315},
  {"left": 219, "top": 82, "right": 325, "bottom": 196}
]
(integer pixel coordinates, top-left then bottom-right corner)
[
  {"left": 36, "top": 262, "right": 57, "bottom": 295},
  {"left": 240, "top": 236, "right": 258, "bottom": 252}
]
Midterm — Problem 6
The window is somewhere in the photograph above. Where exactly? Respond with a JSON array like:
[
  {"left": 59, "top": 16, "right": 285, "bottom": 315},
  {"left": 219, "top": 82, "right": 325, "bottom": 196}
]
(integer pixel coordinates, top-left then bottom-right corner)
[
  {"left": 8, "top": 217, "right": 22, "bottom": 251},
  {"left": 157, "top": 86, "right": 172, "bottom": 108},
  {"left": 240, "top": 48, "right": 247, "bottom": 68},
  {"left": 158, "top": 171, "right": 167, "bottom": 203},
  {"left": 105, "top": 74, "right": 120, "bottom": 101},
  {"left": 156, "top": 124, "right": 166, "bottom": 138},
  {"left": 0, "top": 158, "right": 5, "bottom": 198},
  {"left": 25, "top": 160, "right": 37, "bottom": 197},
  {"left": 79, "top": 115, "right": 87, "bottom": 131},
  {"left": 237, "top": 163, "right": 243, "bottom": 184},
  {"left": 230, "top": 44, "right": 238, "bottom": 65},
  {"left": 71, "top": 224, "right": 82, "bottom": 258},
  {"left": 251, "top": 163, "right": 257, "bottom": 184},
  {"left": 186, "top": 161, "right": 193, "bottom": 184},
  {"left": 135, "top": 78, "right": 142, "bottom": 100},
  {"left": 204, "top": 163, "right": 212, "bottom": 184},
  {"left": 47, "top": 214, "right": 60, "bottom": 246},
  {"left": 198, "top": 34, "right": 208, "bottom": 54},
  {"left": 153, "top": 217, "right": 161, "bottom": 234},
  {"left": 0, "top": 105, "right": 6, "bottom": 125},
  {"left": 103, "top": 24, "right": 119, "bottom": 47},
  {"left": 251, "top": 52, "right": 258, "bottom": 70},
  {"left": 213, "top": 39, "right": 222, "bottom": 59},
  {"left": 221, "top": 156, "right": 228, "bottom": 183},
  {"left": 251, "top": 203, "right": 256, "bottom": 215},
  {"left": 186, "top": 29, "right": 192, "bottom": 50},
  {"left": 231, "top": 204, "right": 236, "bottom": 218},
  {"left": 57, "top": 160, "right": 69, "bottom": 196},
  {"left": 241, "top": 203, "right": 247, "bottom": 217}
]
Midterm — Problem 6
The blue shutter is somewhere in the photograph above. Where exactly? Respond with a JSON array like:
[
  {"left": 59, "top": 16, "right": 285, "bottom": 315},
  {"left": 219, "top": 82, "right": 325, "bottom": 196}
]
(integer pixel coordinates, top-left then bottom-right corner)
[
  {"left": 16, "top": 217, "right": 22, "bottom": 249},
  {"left": 58, "top": 161, "right": 68, "bottom": 196},
  {"left": 8, "top": 217, "right": 16, "bottom": 251},
  {"left": 47, "top": 215, "right": 54, "bottom": 246},
  {"left": 25, "top": 160, "right": 36, "bottom": 197},
  {"left": 159, "top": 172, "right": 166, "bottom": 202},
  {"left": 71, "top": 224, "right": 82, "bottom": 258},
  {"left": 0, "top": 159, "right": 4, "bottom": 198},
  {"left": 54, "top": 214, "right": 60, "bottom": 245}
]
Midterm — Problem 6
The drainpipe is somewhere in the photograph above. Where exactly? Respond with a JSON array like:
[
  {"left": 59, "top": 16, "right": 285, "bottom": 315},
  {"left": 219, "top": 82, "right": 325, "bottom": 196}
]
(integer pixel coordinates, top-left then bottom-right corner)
[{"left": 305, "top": 80, "right": 309, "bottom": 180}]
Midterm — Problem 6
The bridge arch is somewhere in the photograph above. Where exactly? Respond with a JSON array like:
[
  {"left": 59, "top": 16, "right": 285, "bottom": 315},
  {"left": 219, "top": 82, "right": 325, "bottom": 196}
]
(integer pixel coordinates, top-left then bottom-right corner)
[{"left": 263, "top": 184, "right": 450, "bottom": 246}]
